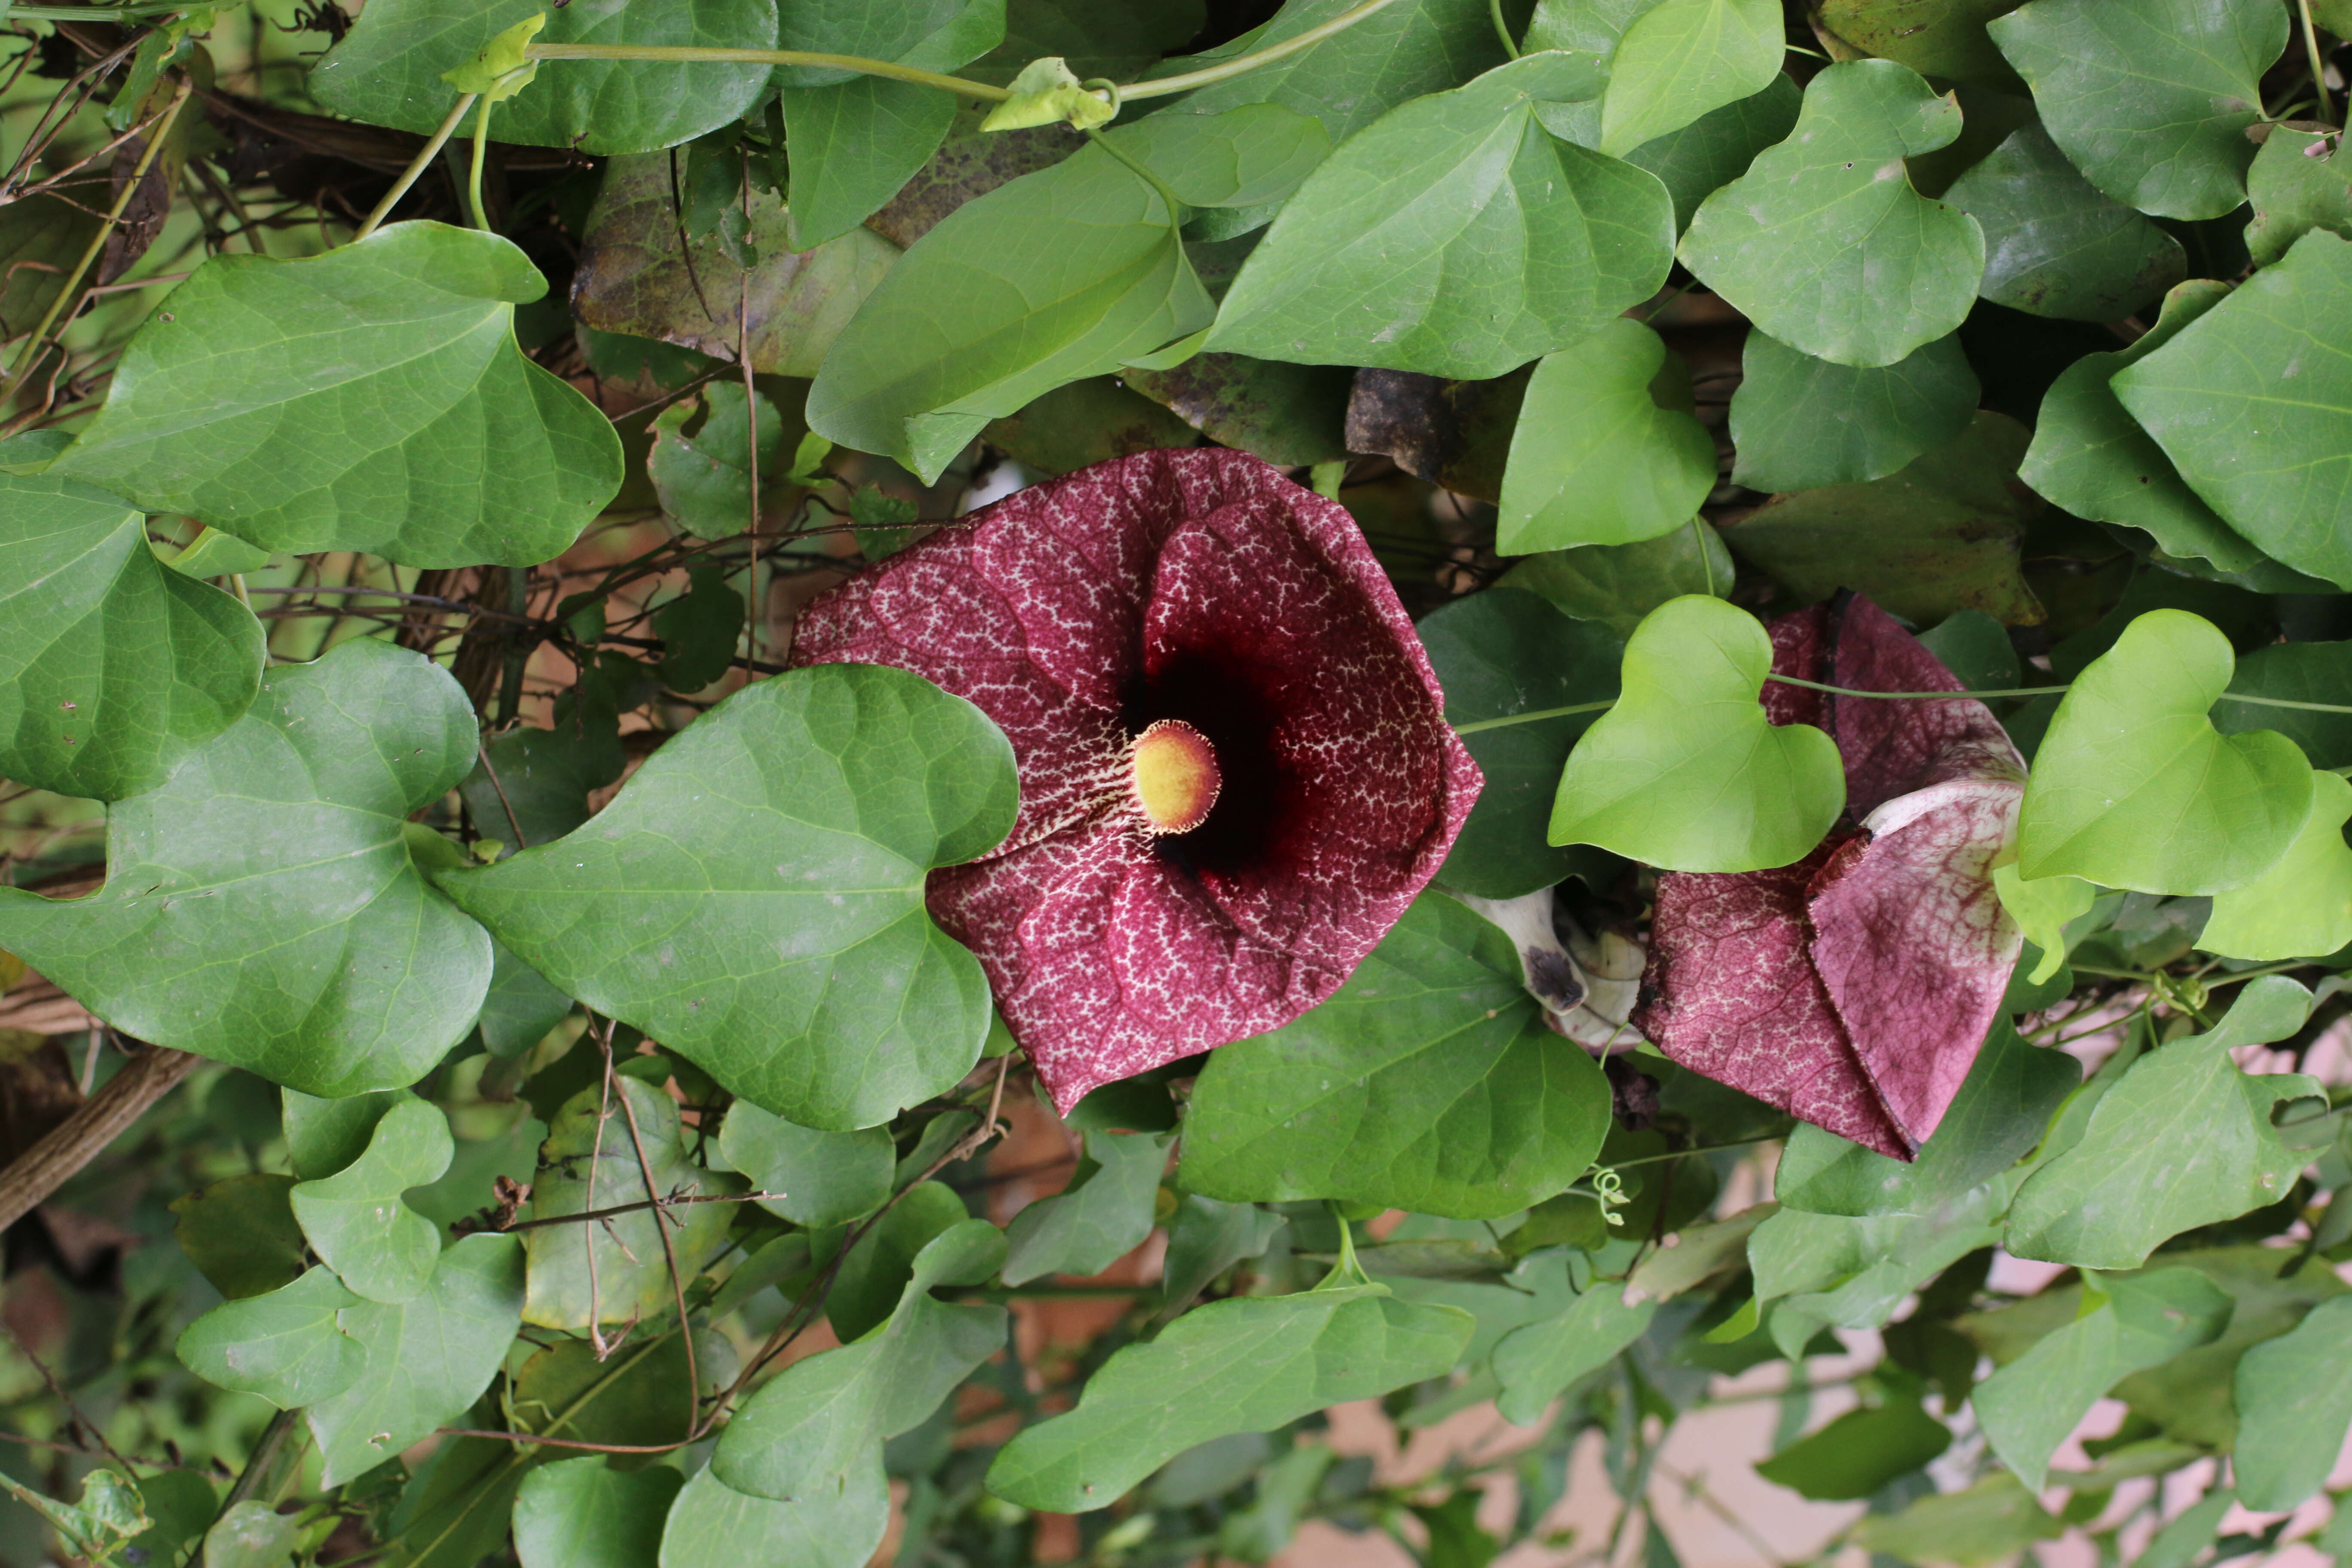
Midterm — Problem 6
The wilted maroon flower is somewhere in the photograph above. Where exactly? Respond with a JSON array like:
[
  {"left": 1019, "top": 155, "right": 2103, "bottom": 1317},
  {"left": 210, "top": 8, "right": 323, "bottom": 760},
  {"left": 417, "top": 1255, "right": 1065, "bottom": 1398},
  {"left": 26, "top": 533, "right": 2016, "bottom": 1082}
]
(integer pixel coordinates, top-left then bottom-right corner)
[
  {"left": 792, "top": 448, "right": 1481, "bottom": 1111},
  {"left": 1632, "top": 596, "right": 2026, "bottom": 1159}
]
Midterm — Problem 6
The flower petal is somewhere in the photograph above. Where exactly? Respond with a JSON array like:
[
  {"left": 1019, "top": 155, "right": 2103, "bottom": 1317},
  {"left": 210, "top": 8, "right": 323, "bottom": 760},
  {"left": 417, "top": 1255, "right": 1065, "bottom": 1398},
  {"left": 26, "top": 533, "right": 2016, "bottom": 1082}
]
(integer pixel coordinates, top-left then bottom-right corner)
[{"left": 1634, "top": 840, "right": 1909, "bottom": 1160}]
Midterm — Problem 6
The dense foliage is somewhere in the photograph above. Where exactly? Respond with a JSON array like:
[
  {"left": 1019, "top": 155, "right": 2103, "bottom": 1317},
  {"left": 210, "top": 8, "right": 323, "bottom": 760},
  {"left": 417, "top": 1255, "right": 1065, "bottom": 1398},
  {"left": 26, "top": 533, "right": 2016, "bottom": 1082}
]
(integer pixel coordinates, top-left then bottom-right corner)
[{"left": 2, "top": 0, "right": 2352, "bottom": 1565}]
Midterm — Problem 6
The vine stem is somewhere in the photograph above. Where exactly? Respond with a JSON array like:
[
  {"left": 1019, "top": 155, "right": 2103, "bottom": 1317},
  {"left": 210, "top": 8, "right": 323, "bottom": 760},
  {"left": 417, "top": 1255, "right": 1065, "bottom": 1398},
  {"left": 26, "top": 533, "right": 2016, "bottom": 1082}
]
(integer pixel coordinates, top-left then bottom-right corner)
[
  {"left": 2299, "top": 0, "right": 2336, "bottom": 127},
  {"left": 0, "top": 1044, "right": 200, "bottom": 1232},
  {"left": 355, "top": 93, "right": 477, "bottom": 241},
  {"left": 0, "top": 79, "right": 190, "bottom": 403},
  {"left": 523, "top": 0, "right": 1408, "bottom": 110},
  {"left": 466, "top": 92, "right": 496, "bottom": 231}
]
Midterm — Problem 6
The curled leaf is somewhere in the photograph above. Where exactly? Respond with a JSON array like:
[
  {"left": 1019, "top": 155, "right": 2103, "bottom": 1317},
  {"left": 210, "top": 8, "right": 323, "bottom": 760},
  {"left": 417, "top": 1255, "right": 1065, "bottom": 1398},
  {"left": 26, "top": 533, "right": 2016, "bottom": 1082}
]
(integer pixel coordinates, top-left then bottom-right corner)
[
  {"left": 982, "top": 57, "right": 1115, "bottom": 132},
  {"left": 443, "top": 12, "right": 544, "bottom": 101}
]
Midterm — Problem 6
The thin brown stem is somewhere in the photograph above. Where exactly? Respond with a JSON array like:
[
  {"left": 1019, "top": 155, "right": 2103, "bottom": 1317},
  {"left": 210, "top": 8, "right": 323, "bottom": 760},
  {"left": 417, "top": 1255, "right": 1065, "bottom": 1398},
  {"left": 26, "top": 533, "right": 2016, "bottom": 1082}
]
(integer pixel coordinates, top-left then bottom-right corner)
[{"left": 0, "top": 1043, "right": 199, "bottom": 1232}]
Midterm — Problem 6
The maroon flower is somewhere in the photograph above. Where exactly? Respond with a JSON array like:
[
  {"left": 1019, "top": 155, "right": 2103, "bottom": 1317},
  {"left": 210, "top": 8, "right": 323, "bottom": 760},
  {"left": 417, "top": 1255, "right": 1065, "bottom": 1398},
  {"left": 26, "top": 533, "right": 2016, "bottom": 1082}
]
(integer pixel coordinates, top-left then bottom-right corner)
[
  {"left": 792, "top": 449, "right": 1481, "bottom": 1111},
  {"left": 1632, "top": 596, "right": 2026, "bottom": 1159}
]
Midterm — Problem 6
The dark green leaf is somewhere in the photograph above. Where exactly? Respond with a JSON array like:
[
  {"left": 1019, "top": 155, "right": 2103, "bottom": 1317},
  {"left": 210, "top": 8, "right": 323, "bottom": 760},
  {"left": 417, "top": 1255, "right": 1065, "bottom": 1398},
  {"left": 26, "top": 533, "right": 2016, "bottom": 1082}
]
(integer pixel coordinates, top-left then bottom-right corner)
[
  {"left": 1180, "top": 894, "right": 1611, "bottom": 1219},
  {"left": 2004, "top": 978, "right": 2322, "bottom": 1268},
  {"left": 2221, "top": 639, "right": 2352, "bottom": 770},
  {"left": 657, "top": 1461, "right": 888, "bottom": 1568},
  {"left": 55, "top": 224, "right": 622, "bottom": 568},
  {"left": 1851, "top": 1475, "right": 2061, "bottom": 1566},
  {"left": 2112, "top": 232, "right": 2352, "bottom": 591},
  {"left": 1815, "top": 0, "right": 2027, "bottom": 89},
  {"left": 805, "top": 144, "right": 1210, "bottom": 481},
  {"left": 169, "top": 1173, "right": 306, "bottom": 1300},
  {"left": 1622, "top": 74, "right": 1802, "bottom": 231},
  {"left": 1108, "top": 105, "right": 1333, "bottom": 208},
  {"left": 175, "top": 1266, "right": 366, "bottom": 1408},
  {"left": 476, "top": 940, "right": 575, "bottom": 1059},
  {"left": 438, "top": 663, "right": 1018, "bottom": 1131},
  {"left": 716, "top": 1102, "right": 893, "bottom": 1228},
  {"left": 1161, "top": 1195, "right": 1286, "bottom": 1307},
  {"left": 522, "top": 1077, "right": 747, "bottom": 1333},
  {"left": 1210, "top": 53, "right": 1673, "bottom": 380},
  {"left": 830, "top": 1181, "right": 970, "bottom": 1343},
  {"left": 2244, "top": 127, "right": 2352, "bottom": 268},
  {"left": 0, "top": 474, "right": 263, "bottom": 801},
  {"left": 1418, "top": 588, "right": 1624, "bottom": 897},
  {"left": 1721, "top": 411, "right": 2046, "bottom": 626},
  {"left": 1727, "top": 330, "right": 1978, "bottom": 491},
  {"left": 653, "top": 562, "right": 745, "bottom": 693},
  {"left": 2230, "top": 1295, "right": 2352, "bottom": 1511},
  {"left": 1942, "top": 123, "right": 2184, "bottom": 319},
  {"left": 1973, "top": 1266, "right": 2233, "bottom": 1487},
  {"left": 312, "top": 0, "right": 780, "bottom": 154},
  {"left": 715, "top": 1221, "right": 1005, "bottom": 1501},
  {"left": 0, "top": 639, "right": 491, "bottom": 1097},
  {"left": 649, "top": 383, "right": 782, "bottom": 540},
  {"left": 1004, "top": 1130, "right": 1168, "bottom": 1283},
  {"left": 1498, "top": 319, "right": 1716, "bottom": 551},
  {"left": 1680, "top": 61, "right": 1986, "bottom": 368},
  {"left": 1495, "top": 524, "right": 1734, "bottom": 637},
  {"left": 575, "top": 155, "right": 899, "bottom": 377},
  {"left": 985, "top": 1283, "right": 1473, "bottom": 1510},
  {"left": 513, "top": 1458, "right": 682, "bottom": 1568},
  {"left": 1755, "top": 1394, "right": 1952, "bottom": 1500},
  {"left": 1491, "top": 1280, "right": 1657, "bottom": 1424},
  {"left": 1773, "top": 1020, "right": 2077, "bottom": 1218},
  {"left": 284, "top": 1087, "right": 398, "bottom": 1182},
  {"left": 290, "top": 1096, "right": 454, "bottom": 1305},
  {"left": 979, "top": 377, "right": 1201, "bottom": 476},
  {"left": 307, "top": 1233, "right": 525, "bottom": 1486},
  {"left": 1986, "top": 0, "right": 2283, "bottom": 220}
]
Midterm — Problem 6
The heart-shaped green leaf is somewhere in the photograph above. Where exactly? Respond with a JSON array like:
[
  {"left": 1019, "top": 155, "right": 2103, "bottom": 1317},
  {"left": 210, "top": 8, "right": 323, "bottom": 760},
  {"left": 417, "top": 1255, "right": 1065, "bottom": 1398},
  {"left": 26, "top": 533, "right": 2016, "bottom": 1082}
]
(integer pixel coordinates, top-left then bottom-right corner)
[
  {"left": 2232, "top": 1295, "right": 2352, "bottom": 1512},
  {"left": 1987, "top": 0, "right": 2284, "bottom": 220},
  {"left": 0, "top": 473, "right": 263, "bottom": 802},
  {"left": 289, "top": 1096, "right": 453, "bottom": 1305},
  {"left": 1680, "top": 61, "right": 1986, "bottom": 368},
  {"left": 1596, "top": 0, "right": 1785, "bottom": 156},
  {"left": 0, "top": 637, "right": 492, "bottom": 1097},
  {"left": 312, "top": 0, "right": 779, "bottom": 154},
  {"left": 175, "top": 1266, "right": 366, "bottom": 1409},
  {"left": 1003, "top": 1130, "right": 1170, "bottom": 1284},
  {"left": 1208, "top": 51, "right": 1674, "bottom": 380},
  {"left": 55, "top": 223, "right": 623, "bottom": 569},
  {"left": 1497, "top": 318, "right": 1718, "bottom": 552},
  {"left": 2016, "top": 609, "right": 2312, "bottom": 892},
  {"left": 1942, "top": 122, "right": 2184, "bottom": 321},
  {"left": 1180, "top": 894, "right": 1611, "bottom": 1220},
  {"left": 437, "top": 662, "right": 1017, "bottom": 1130},
  {"left": 514, "top": 1460, "right": 683, "bottom": 1568},
  {"left": 2111, "top": 231, "right": 2352, "bottom": 591},
  {"left": 2245, "top": 126, "right": 2352, "bottom": 269},
  {"left": 2199, "top": 769, "right": 2352, "bottom": 961},
  {"left": 1728, "top": 329, "right": 1978, "bottom": 491},
  {"left": 1550, "top": 594, "right": 1844, "bottom": 871},
  {"left": 715, "top": 1102, "right": 894, "bottom": 1229}
]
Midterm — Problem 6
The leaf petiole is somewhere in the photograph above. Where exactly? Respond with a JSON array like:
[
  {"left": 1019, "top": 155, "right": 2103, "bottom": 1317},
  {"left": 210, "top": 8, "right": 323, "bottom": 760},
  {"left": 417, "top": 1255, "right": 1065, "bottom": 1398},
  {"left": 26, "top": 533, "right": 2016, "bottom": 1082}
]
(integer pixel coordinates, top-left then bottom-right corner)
[{"left": 1452, "top": 699, "right": 1617, "bottom": 735}]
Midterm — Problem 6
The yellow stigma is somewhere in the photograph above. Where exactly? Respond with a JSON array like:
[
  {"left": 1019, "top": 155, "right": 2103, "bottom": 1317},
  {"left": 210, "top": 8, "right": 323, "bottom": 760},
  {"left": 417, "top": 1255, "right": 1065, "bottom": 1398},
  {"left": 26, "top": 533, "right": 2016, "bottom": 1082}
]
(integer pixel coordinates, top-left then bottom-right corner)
[{"left": 1127, "top": 719, "right": 1221, "bottom": 835}]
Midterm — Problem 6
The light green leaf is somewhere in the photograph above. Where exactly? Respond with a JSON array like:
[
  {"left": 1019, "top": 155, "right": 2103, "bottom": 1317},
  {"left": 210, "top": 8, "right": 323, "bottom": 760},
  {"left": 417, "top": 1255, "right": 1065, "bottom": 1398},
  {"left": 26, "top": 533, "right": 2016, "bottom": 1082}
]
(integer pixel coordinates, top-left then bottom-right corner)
[
  {"left": 715, "top": 1221, "right": 1006, "bottom": 1501},
  {"left": 290, "top": 1096, "right": 454, "bottom": 1305},
  {"left": 985, "top": 1283, "right": 1473, "bottom": 1511},
  {"left": 1991, "top": 865, "right": 2096, "bottom": 982},
  {"left": 1491, "top": 1281, "right": 1657, "bottom": 1425},
  {"left": 441, "top": 12, "right": 541, "bottom": 98},
  {"left": 778, "top": 0, "right": 1008, "bottom": 249},
  {"left": 1773, "top": 1020, "right": 2078, "bottom": 1218},
  {"left": 2245, "top": 127, "right": 2352, "bottom": 269},
  {"left": 805, "top": 143, "right": 1210, "bottom": 482},
  {"left": 513, "top": 1458, "right": 683, "bottom": 1568},
  {"left": 2231, "top": 1295, "right": 2352, "bottom": 1511},
  {"left": 1728, "top": 330, "right": 1978, "bottom": 491},
  {"left": 202, "top": 1499, "right": 300, "bottom": 1568},
  {"left": 0, "top": 1471, "right": 149, "bottom": 1563},
  {"left": 1208, "top": 52, "right": 1674, "bottom": 380},
  {"left": 2017, "top": 279, "right": 2265, "bottom": 574},
  {"left": 1986, "top": 0, "right": 2284, "bottom": 220},
  {"left": 1974, "top": 1266, "right": 2233, "bottom": 1488},
  {"left": 164, "top": 525, "right": 275, "bottom": 580},
  {"left": 1181, "top": 894, "right": 1610, "bottom": 1219},
  {"left": 982, "top": 56, "right": 1114, "bottom": 130},
  {"left": 54, "top": 224, "right": 622, "bottom": 568},
  {"left": 1618, "top": 73, "right": 1801, "bottom": 232},
  {"left": 1004, "top": 1130, "right": 1169, "bottom": 1284},
  {"left": 307, "top": 1232, "right": 525, "bottom": 1486},
  {"left": 1680, "top": 61, "right": 1985, "bottom": 367},
  {"left": 0, "top": 638, "right": 492, "bottom": 1098},
  {"left": 438, "top": 663, "right": 1017, "bottom": 1131},
  {"left": 312, "top": 0, "right": 780, "bottom": 154},
  {"left": 1419, "top": 587, "right": 1624, "bottom": 897},
  {"left": 2004, "top": 977, "right": 2322, "bottom": 1268},
  {"left": 649, "top": 383, "right": 781, "bottom": 540},
  {"left": 1814, "top": 0, "right": 2028, "bottom": 89},
  {"left": 2200, "top": 769, "right": 2352, "bottom": 960},
  {"left": 1750, "top": 1186, "right": 2007, "bottom": 1357},
  {"left": 1496, "top": 523, "right": 1733, "bottom": 636},
  {"left": 1852, "top": 1475, "right": 2061, "bottom": 1567},
  {"left": 1598, "top": 0, "right": 1783, "bottom": 156},
  {"left": 1943, "top": 122, "right": 2183, "bottom": 319},
  {"left": 657, "top": 1461, "right": 888, "bottom": 1568},
  {"left": 716, "top": 1102, "right": 893, "bottom": 1228},
  {"left": 1549, "top": 594, "right": 1844, "bottom": 872},
  {"left": 0, "top": 473, "right": 263, "bottom": 802},
  {"left": 2015, "top": 609, "right": 2312, "bottom": 892},
  {"left": 522, "top": 1077, "right": 748, "bottom": 1333},
  {"left": 2112, "top": 231, "right": 2352, "bottom": 590},
  {"left": 175, "top": 1266, "right": 366, "bottom": 1408},
  {"left": 1497, "top": 318, "right": 1716, "bottom": 552}
]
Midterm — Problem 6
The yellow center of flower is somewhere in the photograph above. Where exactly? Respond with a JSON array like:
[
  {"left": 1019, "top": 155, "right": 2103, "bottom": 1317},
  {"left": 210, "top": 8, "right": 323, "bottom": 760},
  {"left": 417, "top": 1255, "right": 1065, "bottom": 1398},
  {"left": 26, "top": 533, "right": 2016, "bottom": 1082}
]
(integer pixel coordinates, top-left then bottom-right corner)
[{"left": 1127, "top": 719, "right": 1221, "bottom": 834}]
